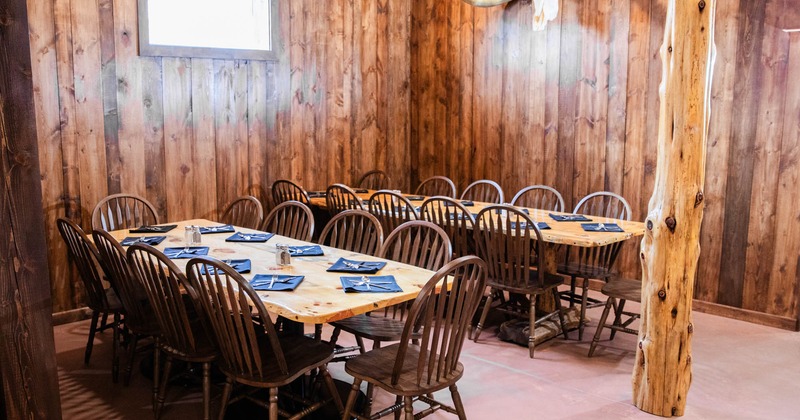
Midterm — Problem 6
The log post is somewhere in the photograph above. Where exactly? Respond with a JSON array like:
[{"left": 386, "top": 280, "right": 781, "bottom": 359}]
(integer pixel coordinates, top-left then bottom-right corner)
[{"left": 633, "top": 0, "right": 716, "bottom": 417}]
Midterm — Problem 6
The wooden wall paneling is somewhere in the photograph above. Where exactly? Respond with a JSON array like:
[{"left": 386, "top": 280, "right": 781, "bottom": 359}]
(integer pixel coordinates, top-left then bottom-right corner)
[
  {"left": 162, "top": 57, "right": 194, "bottom": 221},
  {"left": 312, "top": 1, "right": 331, "bottom": 187},
  {"left": 190, "top": 58, "right": 218, "bottom": 220},
  {"left": 234, "top": 61, "right": 251, "bottom": 201},
  {"left": 555, "top": 0, "right": 581, "bottom": 207},
  {"left": 431, "top": 0, "right": 448, "bottom": 182},
  {"left": 213, "top": 60, "right": 243, "bottom": 213},
  {"left": 456, "top": 2, "right": 474, "bottom": 193},
  {"left": 324, "top": 0, "right": 348, "bottom": 188},
  {"left": 98, "top": 0, "right": 120, "bottom": 195},
  {"left": 527, "top": 10, "right": 548, "bottom": 194},
  {"left": 542, "top": 6, "right": 562, "bottom": 188},
  {"left": 247, "top": 60, "right": 269, "bottom": 206},
  {"left": 141, "top": 57, "right": 167, "bottom": 218},
  {"left": 410, "top": 0, "right": 434, "bottom": 187},
  {"left": 387, "top": 0, "right": 413, "bottom": 192},
  {"left": 639, "top": 0, "right": 666, "bottom": 218},
  {"left": 288, "top": 0, "right": 306, "bottom": 185},
  {"left": 271, "top": 0, "right": 292, "bottom": 188},
  {"left": 263, "top": 59, "right": 279, "bottom": 209},
  {"left": 604, "top": 0, "right": 630, "bottom": 195},
  {"left": 374, "top": 0, "right": 389, "bottom": 180},
  {"left": 742, "top": 0, "right": 790, "bottom": 313},
  {"left": 301, "top": 1, "right": 320, "bottom": 186},
  {"left": 718, "top": 0, "right": 767, "bottom": 308},
  {"left": 445, "top": 0, "right": 461, "bottom": 185}
]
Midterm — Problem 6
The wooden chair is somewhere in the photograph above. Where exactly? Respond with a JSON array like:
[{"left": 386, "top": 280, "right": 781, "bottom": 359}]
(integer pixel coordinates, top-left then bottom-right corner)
[
  {"left": 326, "top": 183, "right": 365, "bottom": 216},
  {"left": 460, "top": 179, "right": 505, "bottom": 204},
  {"left": 367, "top": 190, "right": 418, "bottom": 238},
  {"left": 126, "top": 244, "right": 217, "bottom": 420},
  {"left": 414, "top": 175, "right": 457, "bottom": 198},
  {"left": 318, "top": 209, "right": 384, "bottom": 256},
  {"left": 219, "top": 195, "right": 264, "bottom": 229},
  {"left": 56, "top": 218, "right": 123, "bottom": 380},
  {"left": 558, "top": 191, "right": 632, "bottom": 340},
  {"left": 185, "top": 257, "right": 343, "bottom": 420},
  {"left": 93, "top": 230, "right": 160, "bottom": 386},
  {"left": 511, "top": 185, "right": 566, "bottom": 212},
  {"left": 356, "top": 169, "right": 391, "bottom": 190},
  {"left": 419, "top": 196, "right": 475, "bottom": 258},
  {"left": 341, "top": 256, "right": 487, "bottom": 420},
  {"left": 91, "top": 193, "right": 159, "bottom": 231},
  {"left": 473, "top": 205, "right": 569, "bottom": 358},
  {"left": 262, "top": 200, "right": 315, "bottom": 241},
  {"left": 271, "top": 179, "right": 311, "bottom": 206},
  {"left": 588, "top": 278, "right": 642, "bottom": 357}
]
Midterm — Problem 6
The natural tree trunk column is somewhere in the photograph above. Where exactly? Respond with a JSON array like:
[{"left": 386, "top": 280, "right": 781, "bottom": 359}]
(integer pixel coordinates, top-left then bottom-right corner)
[{"left": 633, "top": 0, "right": 716, "bottom": 417}]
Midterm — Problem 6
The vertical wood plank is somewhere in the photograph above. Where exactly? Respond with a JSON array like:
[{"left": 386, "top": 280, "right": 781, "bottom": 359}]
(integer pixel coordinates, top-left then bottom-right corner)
[
  {"left": 556, "top": 0, "right": 581, "bottom": 206},
  {"left": 162, "top": 58, "right": 194, "bottom": 221},
  {"left": 97, "top": 0, "right": 119, "bottom": 195},
  {"left": 248, "top": 61, "right": 269, "bottom": 206},
  {"left": 141, "top": 57, "right": 166, "bottom": 219},
  {"left": 191, "top": 58, "right": 217, "bottom": 219}
]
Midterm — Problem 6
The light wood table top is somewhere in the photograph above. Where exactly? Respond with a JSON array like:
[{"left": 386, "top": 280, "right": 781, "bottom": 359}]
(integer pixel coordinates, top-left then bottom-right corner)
[
  {"left": 307, "top": 190, "right": 646, "bottom": 248},
  {"left": 109, "top": 219, "right": 435, "bottom": 324}
]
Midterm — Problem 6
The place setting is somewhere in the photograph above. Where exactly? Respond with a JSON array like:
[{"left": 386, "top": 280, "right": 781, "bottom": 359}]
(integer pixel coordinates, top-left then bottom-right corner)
[
  {"left": 199, "top": 259, "right": 252, "bottom": 274},
  {"left": 163, "top": 246, "right": 210, "bottom": 259},
  {"left": 340, "top": 275, "right": 402, "bottom": 293},
  {"left": 549, "top": 213, "right": 592, "bottom": 222},
  {"left": 225, "top": 231, "right": 275, "bottom": 242},
  {"left": 249, "top": 274, "right": 305, "bottom": 291},
  {"left": 129, "top": 224, "right": 178, "bottom": 233},
  {"left": 581, "top": 222, "right": 624, "bottom": 233},
  {"left": 287, "top": 245, "right": 324, "bottom": 256},
  {"left": 120, "top": 236, "right": 166, "bottom": 246},
  {"left": 327, "top": 257, "right": 387, "bottom": 274},
  {"left": 199, "top": 224, "right": 235, "bottom": 234}
]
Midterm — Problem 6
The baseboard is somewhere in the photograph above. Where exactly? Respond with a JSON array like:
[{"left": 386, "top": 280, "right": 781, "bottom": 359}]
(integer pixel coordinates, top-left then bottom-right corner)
[
  {"left": 51, "top": 307, "right": 93, "bottom": 326},
  {"left": 691, "top": 300, "right": 799, "bottom": 331}
]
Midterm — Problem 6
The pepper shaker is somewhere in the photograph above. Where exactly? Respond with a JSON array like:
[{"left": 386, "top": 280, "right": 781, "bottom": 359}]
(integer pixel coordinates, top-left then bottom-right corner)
[{"left": 276, "top": 244, "right": 291, "bottom": 266}]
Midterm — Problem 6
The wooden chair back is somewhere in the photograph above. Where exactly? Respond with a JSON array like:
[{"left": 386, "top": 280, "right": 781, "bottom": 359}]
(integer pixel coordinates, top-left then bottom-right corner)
[
  {"left": 220, "top": 195, "right": 264, "bottom": 229},
  {"left": 93, "top": 230, "right": 157, "bottom": 334},
  {"left": 91, "top": 193, "right": 159, "bottom": 231},
  {"left": 186, "top": 257, "right": 289, "bottom": 377},
  {"left": 271, "top": 179, "right": 311, "bottom": 205},
  {"left": 460, "top": 180, "right": 504, "bottom": 204},
  {"left": 419, "top": 196, "right": 475, "bottom": 258},
  {"left": 57, "top": 218, "right": 111, "bottom": 312},
  {"left": 574, "top": 191, "right": 632, "bottom": 221},
  {"left": 326, "top": 183, "right": 365, "bottom": 216},
  {"left": 318, "top": 209, "right": 384, "bottom": 256},
  {"left": 367, "top": 190, "right": 418, "bottom": 237},
  {"left": 567, "top": 191, "right": 633, "bottom": 276},
  {"left": 379, "top": 221, "right": 452, "bottom": 272},
  {"left": 262, "top": 200, "right": 315, "bottom": 241},
  {"left": 356, "top": 170, "right": 391, "bottom": 190},
  {"left": 415, "top": 176, "right": 457, "bottom": 198},
  {"left": 391, "top": 256, "right": 487, "bottom": 386},
  {"left": 474, "top": 206, "right": 546, "bottom": 292},
  {"left": 511, "top": 185, "right": 566, "bottom": 212},
  {"left": 126, "top": 244, "right": 203, "bottom": 356}
]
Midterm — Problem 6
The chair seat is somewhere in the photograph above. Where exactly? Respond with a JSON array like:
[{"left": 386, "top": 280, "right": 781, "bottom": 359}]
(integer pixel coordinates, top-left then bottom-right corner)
[
  {"left": 601, "top": 278, "right": 642, "bottom": 303},
  {"left": 557, "top": 262, "right": 615, "bottom": 279},
  {"left": 104, "top": 288, "right": 124, "bottom": 312},
  {"left": 345, "top": 343, "right": 463, "bottom": 396},
  {"left": 331, "top": 314, "right": 407, "bottom": 342},
  {"left": 488, "top": 270, "right": 563, "bottom": 295},
  {"left": 223, "top": 334, "right": 334, "bottom": 388},
  {"left": 159, "top": 318, "right": 217, "bottom": 362}
]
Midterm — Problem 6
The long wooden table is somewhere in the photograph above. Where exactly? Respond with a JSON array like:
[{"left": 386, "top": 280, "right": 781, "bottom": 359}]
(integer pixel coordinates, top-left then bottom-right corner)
[{"left": 109, "top": 219, "right": 435, "bottom": 324}]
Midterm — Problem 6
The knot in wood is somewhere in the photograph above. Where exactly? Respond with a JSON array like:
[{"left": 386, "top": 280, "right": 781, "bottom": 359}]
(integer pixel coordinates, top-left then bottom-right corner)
[
  {"left": 688, "top": 323, "right": 694, "bottom": 334},
  {"left": 668, "top": 46, "right": 673, "bottom": 53},
  {"left": 646, "top": 220, "right": 654, "bottom": 230},
  {"left": 695, "top": 192, "right": 704, "bottom": 207},
  {"left": 672, "top": 407, "right": 679, "bottom": 416},
  {"left": 698, "top": 0, "right": 706, "bottom": 11},
  {"left": 658, "top": 289, "right": 667, "bottom": 300},
  {"left": 665, "top": 216, "right": 677, "bottom": 233},
  {"left": 14, "top": 151, "right": 31, "bottom": 167},
  {"left": 687, "top": 355, "right": 692, "bottom": 364},
  {"left": 638, "top": 341, "right": 643, "bottom": 350},
  {"left": 640, "top": 252, "right": 645, "bottom": 260}
]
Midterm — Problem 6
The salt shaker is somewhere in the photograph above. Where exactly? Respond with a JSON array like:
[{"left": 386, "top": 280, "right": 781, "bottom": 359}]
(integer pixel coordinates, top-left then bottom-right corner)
[
  {"left": 276, "top": 244, "right": 291, "bottom": 266},
  {"left": 192, "top": 225, "right": 202, "bottom": 244}
]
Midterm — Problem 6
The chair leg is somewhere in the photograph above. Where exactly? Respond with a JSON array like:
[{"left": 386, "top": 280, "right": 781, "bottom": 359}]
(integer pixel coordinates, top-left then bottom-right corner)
[
  {"left": 579, "top": 277, "right": 589, "bottom": 341},
  {"left": 268, "top": 387, "right": 279, "bottom": 420},
  {"left": 394, "top": 396, "right": 403, "bottom": 420},
  {"left": 404, "top": 396, "right": 414, "bottom": 420},
  {"left": 473, "top": 289, "right": 495, "bottom": 343},
  {"left": 155, "top": 356, "right": 173, "bottom": 419},
  {"left": 218, "top": 377, "right": 233, "bottom": 420},
  {"left": 112, "top": 312, "right": 120, "bottom": 383},
  {"left": 355, "top": 336, "right": 367, "bottom": 354},
  {"left": 450, "top": 384, "right": 467, "bottom": 420},
  {"left": 569, "top": 276, "right": 577, "bottom": 308},
  {"left": 123, "top": 334, "right": 139, "bottom": 386},
  {"left": 99, "top": 312, "right": 109, "bottom": 330},
  {"left": 329, "top": 326, "right": 342, "bottom": 347},
  {"left": 202, "top": 362, "right": 211, "bottom": 420},
  {"left": 528, "top": 295, "right": 537, "bottom": 358},
  {"left": 85, "top": 310, "right": 100, "bottom": 365},
  {"left": 609, "top": 299, "right": 627, "bottom": 341},
  {"left": 319, "top": 365, "right": 344, "bottom": 414},
  {"left": 152, "top": 339, "right": 160, "bottom": 411},
  {"left": 364, "top": 382, "right": 374, "bottom": 417},
  {"left": 589, "top": 297, "right": 615, "bottom": 357},
  {"left": 552, "top": 288, "right": 569, "bottom": 340},
  {"left": 342, "top": 378, "right": 362, "bottom": 420}
]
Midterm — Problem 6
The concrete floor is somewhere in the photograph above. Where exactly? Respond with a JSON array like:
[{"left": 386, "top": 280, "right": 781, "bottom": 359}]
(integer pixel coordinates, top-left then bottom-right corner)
[{"left": 54, "top": 299, "right": 800, "bottom": 419}]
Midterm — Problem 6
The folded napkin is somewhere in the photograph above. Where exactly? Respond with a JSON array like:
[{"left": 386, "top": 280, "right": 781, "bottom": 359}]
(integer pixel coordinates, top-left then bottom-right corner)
[
  {"left": 509, "top": 221, "right": 551, "bottom": 230},
  {"left": 120, "top": 236, "right": 166, "bottom": 246},
  {"left": 497, "top": 207, "right": 530, "bottom": 215},
  {"left": 288, "top": 245, "right": 324, "bottom": 256},
  {"left": 354, "top": 189, "right": 369, "bottom": 194},
  {"left": 447, "top": 212, "right": 474, "bottom": 221},
  {"left": 581, "top": 223, "right": 624, "bottom": 233},
  {"left": 349, "top": 199, "right": 369, "bottom": 207},
  {"left": 225, "top": 232, "right": 274, "bottom": 243},
  {"left": 199, "top": 224, "right": 235, "bottom": 234},
  {"left": 130, "top": 224, "right": 177, "bottom": 233},
  {"left": 163, "top": 246, "right": 210, "bottom": 259},
  {"left": 405, "top": 195, "right": 426, "bottom": 201},
  {"left": 341, "top": 275, "right": 402, "bottom": 293},
  {"left": 327, "top": 258, "right": 387, "bottom": 274},
  {"left": 444, "top": 200, "right": 474, "bottom": 207},
  {"left": 549, "top": 213, "right": 592, "bottom": 222},
  {"left": 199, "top": 259, "right": 252, "bottom": 275},
  {"left": 250, "top": 274, "right": 304, "bottom": 291},
  {"left": 307, "top": 191, "right": 327, "bottom": 198}
]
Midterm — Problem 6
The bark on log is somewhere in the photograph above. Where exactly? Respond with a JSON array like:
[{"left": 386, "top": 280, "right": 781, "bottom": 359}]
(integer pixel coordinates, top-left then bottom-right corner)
[{"left": 633, "top": 0, "right": 716, "bottom": 416}]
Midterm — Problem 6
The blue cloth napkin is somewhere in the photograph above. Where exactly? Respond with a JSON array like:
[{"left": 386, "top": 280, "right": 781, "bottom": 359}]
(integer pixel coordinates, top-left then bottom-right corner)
[
  {"left": 497, "top": 208, "right": 530, "bottom": 215},
  {"left": 447, "top": 212, "right": 474, "bottom": 221},
  {"left": 307, "top": 191, "right": 327, "bottom": 198},
  {"left": 549, "top": 213, "right": 592, "bottom": 222},
  {"left": 130, "top": 224, "right": 177, "bottom": 233},
  {"left": 163, "top": 246, "right": 209, "bottom": 259},
  {"left": 405, "top": 195, "right": 426, "bottom": 201},
  {"left": 120, "top": 236, "right": 166, "bottom": 246},
  {"left": 288, "top": 245, "right": 324, "bottom": 256},
  {"left": 199, "top": 259, "right": 252, "bottom": 274},
  {"left": 250, "top": 274, "right": 304, "bottom": 291},
  {"left": 327, "top": 258, "right": 387, "bottom": 274},
  {"left": 199, "top": 224, "right": 235, "bottom": 234},
  {"left": 341, "top": 275, "right": 402, "bottom": 293},
  {"left": 444, "top": 200, "right": 474, "bottom": 207},
  {"left": 509, "top": 221, "right": 551, "bottom": 230},
  {"left": 581, "top": 223, "right": 624, "bottom": 233},
  {"left": 225, "top": 232, "right": 274, "bottom": 243},
  {"left": 354, "top": 189, "right": 369, "bottom": 194}
]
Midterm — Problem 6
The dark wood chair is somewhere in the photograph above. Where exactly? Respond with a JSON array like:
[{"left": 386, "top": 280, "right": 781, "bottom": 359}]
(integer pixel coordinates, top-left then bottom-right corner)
[
  {"left": 219, "top": 195, "right": 264, "bottom": 229},
  {"left": 419, "top": 196, "right": 475, "bottom": 258},
  {"left": 414, "top": 175, "right": 457, "bottom": 198},
  {"left": 318, "top": 209, "right": 384, "bottom": 256},
  {"left": 356, "top": 169, "right": 391, "bottom": 190},
  {"left": 473, "top": 205, "right": 569, "bottom": 358},
  {"left": 271, "top": 179, "right": 311, "bottom": 206},
  {"left": 56, "top": 218, "right": 123, "bottom": 380},
  {"left": 460, "top": 179, "right": 505, "bottom": 204},
  {"left": 588, "top": 278, "right": 642, "bottom": 357},
  {"left": 341, "top": 256, "right": 487, "bottom": 420},
  {"left": 326, "top": 183, "right": 365, "bottom": 216},
  {"left": 185, "top": 257, "right": 343, "bottom": 420},
  {"left": 511, "top": 185, "right": 566, "bottom": 212},
  {"left": 93, "top": 230, "right": 160, "bottom": 386},
  {"left": 262, "top": 200, "right": 315, "bottom": 241},
  {"left": 558, "top": 191, "right": 632, "bottom": 340},
  {"left": 367, "top": 190, "right": 418, "bottom": 238},
  {"left": 126, "top": 244, "right": 217, "bottom": 420},
  {"left": 91, "top": 193, "right": 159, "bottom": 231}
]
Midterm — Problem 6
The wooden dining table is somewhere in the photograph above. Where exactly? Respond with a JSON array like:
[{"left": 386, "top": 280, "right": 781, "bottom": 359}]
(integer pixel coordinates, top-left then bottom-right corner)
[{"left": 108, "top": 219, "right": 436, "bottom": 325}]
